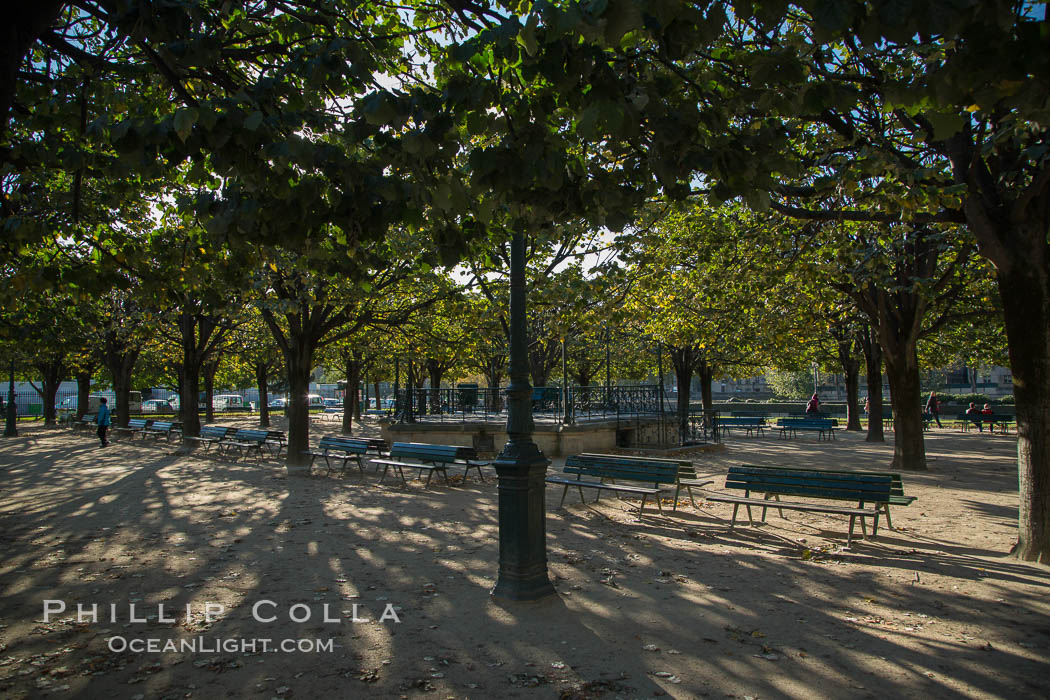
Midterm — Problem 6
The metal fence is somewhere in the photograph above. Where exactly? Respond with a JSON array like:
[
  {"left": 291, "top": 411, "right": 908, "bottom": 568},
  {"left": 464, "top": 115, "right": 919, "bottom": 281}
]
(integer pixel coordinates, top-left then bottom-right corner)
[
  {"left": 392, "top": 385, "right": 669, "bottom": 423},
  {"left": 390, "top": 385, "right": 715, "bottom": 448}
]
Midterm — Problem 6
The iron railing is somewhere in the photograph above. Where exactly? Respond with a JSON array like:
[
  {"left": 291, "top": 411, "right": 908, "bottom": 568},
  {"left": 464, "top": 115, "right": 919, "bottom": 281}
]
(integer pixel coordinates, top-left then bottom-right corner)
[{"left": 392, "top": 385, "right": 669, "bottom": 423}]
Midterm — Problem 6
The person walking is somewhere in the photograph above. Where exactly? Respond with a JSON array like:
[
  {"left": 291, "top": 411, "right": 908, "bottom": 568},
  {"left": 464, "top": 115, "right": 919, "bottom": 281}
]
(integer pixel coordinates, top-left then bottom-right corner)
[
  {"left": 96, "top": 397, "right": 111, "bottom": 447},
  {"left": 925, "top": 391, "right": 943, "bottom": 428}
]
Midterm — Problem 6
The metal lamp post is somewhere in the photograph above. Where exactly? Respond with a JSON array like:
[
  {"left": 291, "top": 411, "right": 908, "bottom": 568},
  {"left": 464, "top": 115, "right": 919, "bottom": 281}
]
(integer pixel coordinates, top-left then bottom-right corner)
[{"left": 491, "top": 232, "right": 555, "bottom": 601}]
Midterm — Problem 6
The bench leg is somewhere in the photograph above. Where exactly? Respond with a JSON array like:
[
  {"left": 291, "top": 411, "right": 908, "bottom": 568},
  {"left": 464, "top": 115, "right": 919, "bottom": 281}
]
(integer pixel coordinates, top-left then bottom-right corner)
[
  {"left": 882, "top": 504, "right": 894, "bottom": 530},
  {"left": 744, "top": 504, "right": 754, "bottom": 526},
  {"left": 559, "top": 484, "right": 570, "bottom": 508},
  {"left": 356, "top": 456, "right": 365, "bottom": 474},
  {"left": 847, "top": 516, "right": 856, "bottom": 547},
  {"left": 323, "top": 455, "right": 333, "bottom": 475},
  {"left": 871, "top": 512, "right": 881, "bottom": 539},
  {"left": 577, "top": 485, "right": 586, "bottom": 504},
  {"left": 858, "top": 503, "right": 868, "bottom": 538},
  {"left": 423, "top": 469, "right": 433, "bottom": 487},
  {"left": 673, "top": 484, "right": 682, "bottom": 512},
  {"left": 638, "top": 494, "right": 648, "bottom": 518},
  {"left": 729, "top": 503, "right": 739, "bottom": 529}
]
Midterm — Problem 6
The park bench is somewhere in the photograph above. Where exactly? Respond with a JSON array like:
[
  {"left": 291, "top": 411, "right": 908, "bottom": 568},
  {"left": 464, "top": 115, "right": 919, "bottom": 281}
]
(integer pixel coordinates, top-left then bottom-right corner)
[
  {"left": 301, "top": 436, "right": 369, "bottom": 475},
  {"left": 776, "top": 417, "right": 837, "bottom": 441},
  {"left": 74, "top": 413, "right": 97, "bottom": 431},
  {"left": 749, "top": 465, "right": 916, "bottom": 530},
  {"left": 111, "top": 418, "right": 152, "bottom": 440},
  {"left": 955, "top": 412, "right": 1013, "bottom": 434},
  {"left": 142, "top": 420, "right": 182, "bottom": 442},
  {"left": 318, "top": 407, "right": 343, "bottom": 422},
  {"left": 704, "top": 465, "right": 892, "bottom": 546},
  {"left": 546, "top": 454, "right": 681, "bottom": 516},
  {"left": 183, "top": 425, "right": 237, "bottom": 452},
  {"left": 715, "top": 416, "right": 766, "bottom": 437},
  {"left": 577, "top": 453, "right": 712, "bottom": 511},
  {"left": 261, "top": 429, "right": 288, "bottom": 457},
  {"left": 217, "top": 428, "right": 273, "bottom": 461},
  {"left": 370, "top": 442, "right": 488, "bottom": 486}
]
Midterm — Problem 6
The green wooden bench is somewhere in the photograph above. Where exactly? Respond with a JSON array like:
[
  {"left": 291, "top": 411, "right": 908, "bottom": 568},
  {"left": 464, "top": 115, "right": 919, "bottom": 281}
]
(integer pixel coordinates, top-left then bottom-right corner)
[
  {"left": 183, "top": 425, "right": 236, "bottom": 452},
  {"left": 577, "top": 453, "right": 712, "bottom": 511},
  {"left": 142, "top": 420, "right": 182, "bottom": 441},
  {"left": 261, "top": 429, "right": 288, "bottom": 457},
  {"left": 954, "top": 412, "right": 1013, "bottom": 434},
  {"left": 715, "top": 416, "right": 767, "bottom": 437},
  {"left": 776, "top": 417, "right": 837, "bottom": 441},
  {"left": 546, "top": 454, "right": 681, "bottom": 517},
  {"left": 302, "top": 436, "right": 369, "bottom": 475},
  {"left": 217, "top": 428, "right": 272, "bottom": 460},
  {"left": 370, "top": 442, "right": 488, "bottom": 486},
  {"left": 112, "top": 418, "right": 152, "bottom": 440},
  {"left": 705, "top": 465, "right": 892, "bottom": 546},
  {"left": 74, "top": 413, "right": 97, "bottom": 431},
  {"left": 745, "top": 465, "right": 916, "bottom": 530}
]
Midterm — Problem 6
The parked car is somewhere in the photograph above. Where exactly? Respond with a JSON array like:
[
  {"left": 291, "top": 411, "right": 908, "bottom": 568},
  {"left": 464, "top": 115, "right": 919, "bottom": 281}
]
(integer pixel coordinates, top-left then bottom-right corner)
[
  {"left": 211, "top": 394, "right": 252, "bottom": 411},
  {"left": 268, "top": 398, "right": 288, "bottom": 408},
  {"left": 323, "top": 398, "right": 343, "bottom": 408},
  {"left": 143, "top": 399, "right": 173, "bottom": 414}
]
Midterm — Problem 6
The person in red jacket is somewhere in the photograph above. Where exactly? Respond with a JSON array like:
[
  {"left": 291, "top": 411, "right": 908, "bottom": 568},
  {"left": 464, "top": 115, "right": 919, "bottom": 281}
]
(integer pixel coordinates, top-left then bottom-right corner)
[
  {"left": 805, "top": 393, "right": 820, "bottom": 416},
  {"left": 981, "top": 403, "right": 996, "bottom": 433}
]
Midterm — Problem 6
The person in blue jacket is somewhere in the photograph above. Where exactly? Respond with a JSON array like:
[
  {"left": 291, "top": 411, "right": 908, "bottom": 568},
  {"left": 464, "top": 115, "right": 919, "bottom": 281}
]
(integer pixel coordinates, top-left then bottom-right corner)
[{"left": 96, "top": 397, "right": 111, "bottom": 447}]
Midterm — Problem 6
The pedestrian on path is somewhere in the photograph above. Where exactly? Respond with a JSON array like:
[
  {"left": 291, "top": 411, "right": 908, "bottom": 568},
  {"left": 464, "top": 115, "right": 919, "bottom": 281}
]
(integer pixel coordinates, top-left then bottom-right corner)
[
  {"left": 96, "top": 397, "right": 111, "bottom": 447},
  {"left": 925, "top": 391, "right": 943, "bottom": 428}
]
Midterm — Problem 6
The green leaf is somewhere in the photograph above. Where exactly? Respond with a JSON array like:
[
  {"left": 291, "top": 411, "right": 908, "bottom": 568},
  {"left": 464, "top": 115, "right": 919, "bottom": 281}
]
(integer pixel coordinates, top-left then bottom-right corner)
[
  {"left": 174, "top": 107, "right": 198, "bottom": 142},
  {"left": 244, "top": 111, "right": 264, "bottom": 131},
  {"left": 926, "top": 111, "right": 965, "bottom": 140}
]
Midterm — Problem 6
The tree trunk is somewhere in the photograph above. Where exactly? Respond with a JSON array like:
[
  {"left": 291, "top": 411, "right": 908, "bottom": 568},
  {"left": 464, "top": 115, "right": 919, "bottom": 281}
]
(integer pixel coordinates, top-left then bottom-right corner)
[
  {"left": 103, "top": 332, "right": 139, "bottom": 429},
  {"left": 256, "top": 362, "right": 271, "bottom": 428},
  {"left": 33, "top": 358, "right": 66, "bottom": 426},
  {"left": 180, "top": 360, "right": 201, "bottom": 437},
  {"left": 994, "top": 249, "right": 1050, "bottom": 562},
  {"left": 861, "top": 325, "right": 885, "bottom": 443},
  {"left": 75, "top": 371, "right": 91, "bottom": 421},
  {"left": 342, "top": 354, "right": 360, "bottom": 435},
  {"left": 883, "top": 345, "right": 927, "bottom": 471},
  {"left": 110, "top": 357, "right": 136, "bottom": 429},
  {"left": 403, "top": 361, "right": 416, "bottom": 423},
  {"left": 483, "top": 364, "right": 504, "bottom": 412},
  {"left": 373, "top": 379, "right": 381, "bottom": 411},
  {"left": 843, "top": 358, "right": 862, "bottom": 431},
  {"left": 427, "top": 358, "right": 443, "bottom": 416},
  {"left": 202, "top": 359, "right": 219, "bottom": 424},
  {"left": 695, "top": 360, "right": 714, "bottom": 412},
  {"left": 669, "top": 346, "right": 696, "bottom": 443},
  {"left": 284, "top": 345, "right": 314, "bottom": 468}
]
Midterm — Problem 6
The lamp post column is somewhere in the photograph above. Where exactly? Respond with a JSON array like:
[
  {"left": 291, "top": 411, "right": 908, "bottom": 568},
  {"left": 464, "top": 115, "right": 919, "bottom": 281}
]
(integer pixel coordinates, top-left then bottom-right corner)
[{"left": 491, "top": 232, "right": 555, "bottom": 601}]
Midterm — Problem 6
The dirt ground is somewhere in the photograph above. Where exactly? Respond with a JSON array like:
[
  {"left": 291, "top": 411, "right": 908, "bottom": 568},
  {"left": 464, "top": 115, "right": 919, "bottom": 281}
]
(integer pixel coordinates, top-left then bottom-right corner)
[{"left": 1, "top": 417, "right": 1048, "bottom": 699}]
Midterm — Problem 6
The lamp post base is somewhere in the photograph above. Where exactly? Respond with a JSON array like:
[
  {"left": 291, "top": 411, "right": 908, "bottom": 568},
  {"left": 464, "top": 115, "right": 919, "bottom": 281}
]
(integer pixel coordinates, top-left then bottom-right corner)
[{"left": 490, "top": 440, "right": 555, "bottom": 602}]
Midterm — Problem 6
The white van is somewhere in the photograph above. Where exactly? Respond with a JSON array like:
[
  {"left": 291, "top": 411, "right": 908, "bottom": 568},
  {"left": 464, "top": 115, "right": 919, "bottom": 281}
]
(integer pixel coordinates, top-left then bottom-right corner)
[
  {"left": 307, "top": 394, "right": 326, "bottom": 409},
  {"left": 213, "top": 394, "right": 252, "bottom": 411}
]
